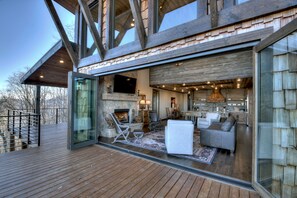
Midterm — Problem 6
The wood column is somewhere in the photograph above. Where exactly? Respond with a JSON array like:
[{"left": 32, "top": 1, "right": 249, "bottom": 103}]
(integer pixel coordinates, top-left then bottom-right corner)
[{"left": 35, "top": 85, "right": 41, "bottom": 115}]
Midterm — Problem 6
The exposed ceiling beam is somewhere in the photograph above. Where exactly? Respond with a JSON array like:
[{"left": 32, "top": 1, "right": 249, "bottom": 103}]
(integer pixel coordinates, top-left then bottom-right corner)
[
  {"left": 78, "top": 0, "right": 105, "bottom": 60},
  {"left": 129, "top": 0, "right": 146, "bottom": 49},
  {"left": 44, "top": 0, "right": 78, "bottom": 67}
]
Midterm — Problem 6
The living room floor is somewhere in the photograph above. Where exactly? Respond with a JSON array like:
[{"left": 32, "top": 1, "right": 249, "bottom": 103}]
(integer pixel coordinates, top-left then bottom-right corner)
[{"left": 98, "top": 124, "right": 252, "bottom": 185}]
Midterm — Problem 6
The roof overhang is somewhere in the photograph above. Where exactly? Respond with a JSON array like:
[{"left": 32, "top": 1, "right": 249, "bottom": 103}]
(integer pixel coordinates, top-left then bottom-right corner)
[
  {"left": 53, "top": 0, "right": 78, "bottom": 14},
  {"left": 21, "top": 40, "right": 73, "bottom": 88}
]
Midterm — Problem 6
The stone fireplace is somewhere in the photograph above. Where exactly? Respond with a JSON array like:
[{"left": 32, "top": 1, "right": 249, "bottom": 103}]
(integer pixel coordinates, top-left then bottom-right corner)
[
  {"left": 98, "top": 71, "right": 139, "bottom": 138},
  {"left": 114, "top": 109, "right": 130, "bottom": 123}
]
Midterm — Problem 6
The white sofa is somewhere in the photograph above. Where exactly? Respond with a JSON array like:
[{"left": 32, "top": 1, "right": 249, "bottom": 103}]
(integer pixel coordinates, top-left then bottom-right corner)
[
  {"left": 197, "top": 112, "right": 220, "bottom": 129},
  {"left": 165, "top": 120, "right": 194, "bottom": 155}
]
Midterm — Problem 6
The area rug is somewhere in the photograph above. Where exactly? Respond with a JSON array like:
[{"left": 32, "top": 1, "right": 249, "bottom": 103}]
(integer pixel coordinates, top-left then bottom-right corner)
[{"left": 117, "top": 131, "right": 217, "bottom": 164}]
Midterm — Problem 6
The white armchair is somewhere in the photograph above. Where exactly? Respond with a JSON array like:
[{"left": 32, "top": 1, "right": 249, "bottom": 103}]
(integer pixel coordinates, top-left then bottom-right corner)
[
  {"left": 165, "top": 120, "right": 194, "bottom": 155},
  {"left": 197, "top": 112, "right": 221, "bottom": 129}
]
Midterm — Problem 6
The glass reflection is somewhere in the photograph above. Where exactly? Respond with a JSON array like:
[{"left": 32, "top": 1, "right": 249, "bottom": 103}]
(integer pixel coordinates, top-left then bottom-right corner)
[
  {"left": 257, "top": 31, "right": 297, "bottom": 197},
  {"left": 73, "top": 78, "right": 96, "bottom": 144},
  {"left": 157, "top": 0, "right": 197, "bottom": 32},
  {"left": 113, "top": 0, "right": 136, "bottom": 47}
]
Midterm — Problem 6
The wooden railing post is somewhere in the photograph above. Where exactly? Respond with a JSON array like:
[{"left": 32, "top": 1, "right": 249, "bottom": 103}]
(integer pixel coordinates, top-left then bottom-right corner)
[
  {"left": 19, "top": 112, "right": 22, "bottom": 138},
  {"left": 38, "top": 115, "right": 41, "bottom": 146},
  {"left": 56, "top": 108, "right": 59, "bottom": 124},
  {"left": 12, "top": 111, "right": 15, "bottom": 134},
  {"left": 7, "top": 110, "right": 10, "bottom": 131},
  {"left": 28, "top": 113, "right": 31, "bottom": 144}
]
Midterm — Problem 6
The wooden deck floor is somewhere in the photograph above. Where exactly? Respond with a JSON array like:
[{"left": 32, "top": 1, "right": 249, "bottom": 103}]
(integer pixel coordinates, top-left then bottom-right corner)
[{"left": 0, "top": 124, "right": 260, "bottom": 197}]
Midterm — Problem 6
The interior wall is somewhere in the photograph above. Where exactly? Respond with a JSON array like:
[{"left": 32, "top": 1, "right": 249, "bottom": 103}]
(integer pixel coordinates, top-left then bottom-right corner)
[
  {"left": 150, "top": 50, "right": 253, "bottom": 85},
  {"left": 136, "top": 69, "right": 186, "bottom": 119},
  {"left": 159, "top": 90, "right": 185, "bottom": 119},
  {"left": 137, "top": 69, "right": 152, "bottom": 102}
]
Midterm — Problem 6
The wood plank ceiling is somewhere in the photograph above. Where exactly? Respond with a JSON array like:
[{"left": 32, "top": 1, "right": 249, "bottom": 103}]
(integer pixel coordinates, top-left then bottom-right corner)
[
  {"left": 22, "top": 45, "right": 73, "bottom": 88},
  {"left": 53, "top": 0, "right": 78, "bottom": 14},
  {"left": 150, "top": 78, "right": 253, "bottom": 93},
  {"left": 149, "top": 49, "right": 253, "bottom": 93}
]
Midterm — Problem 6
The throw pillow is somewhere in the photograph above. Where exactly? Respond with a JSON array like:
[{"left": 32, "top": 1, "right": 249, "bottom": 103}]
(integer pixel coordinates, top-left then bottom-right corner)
[{"left": 221, "top": 116, "right": 235, "bottom": 131}]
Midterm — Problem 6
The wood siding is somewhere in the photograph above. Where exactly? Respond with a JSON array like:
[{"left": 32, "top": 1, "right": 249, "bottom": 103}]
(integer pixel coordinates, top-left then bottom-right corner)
[{"left": 150, "top": 50, "right": 253, "bottom": 85}]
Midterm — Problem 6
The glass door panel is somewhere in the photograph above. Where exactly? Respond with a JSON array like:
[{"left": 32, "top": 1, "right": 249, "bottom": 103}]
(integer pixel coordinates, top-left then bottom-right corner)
[
  {"left": 68, "top": 72, "right": 98, "bottom": 150},
  {"left": 256, "top": 31, "right": 297, "bottom": 197}
]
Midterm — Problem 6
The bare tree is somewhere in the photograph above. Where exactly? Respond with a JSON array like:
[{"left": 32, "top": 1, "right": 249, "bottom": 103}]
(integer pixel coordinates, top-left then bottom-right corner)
[{"left": 0, "top": 70, "right": 68, "bottom": 124}]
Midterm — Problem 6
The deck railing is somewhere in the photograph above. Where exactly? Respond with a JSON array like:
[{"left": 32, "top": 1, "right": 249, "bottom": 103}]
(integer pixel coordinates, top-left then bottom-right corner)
[
  {"left": 0, "top": 110, "right": 41, "bottom": 154},
  {"left": 13, "top": 108, "right": 68, "bottom": 125}
]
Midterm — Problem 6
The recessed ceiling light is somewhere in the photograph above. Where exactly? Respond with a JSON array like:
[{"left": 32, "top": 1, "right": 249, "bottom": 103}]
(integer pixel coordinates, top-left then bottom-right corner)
[
  {"left": 237, "top": 78, "right": 241, "bottom": 82},
  {"left": 40, "top": 75, "right": 44, "bottom": 79},
  {"left": 59, "top": 60, "right": 64, "bottom": 64}
]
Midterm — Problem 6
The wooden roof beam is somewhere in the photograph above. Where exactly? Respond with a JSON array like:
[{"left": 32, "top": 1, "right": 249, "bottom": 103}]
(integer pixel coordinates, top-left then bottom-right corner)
[
  {"left": 44, "top": 0, "right": 78, "bottom": 67},
  {"left": 78, "top": 0, "right": 105, "bottom": 60},
  {"left": 129, "top": 0, "right": 146, "bottom": 49},
  {"left": 210, "top": 0, "right": 218, "bottom": 28}
]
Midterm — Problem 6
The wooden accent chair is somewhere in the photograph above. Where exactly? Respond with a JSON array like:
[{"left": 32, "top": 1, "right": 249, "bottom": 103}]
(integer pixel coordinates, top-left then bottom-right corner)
[{"left": 109, "top": 113, "right": 130, "bottom": 143}]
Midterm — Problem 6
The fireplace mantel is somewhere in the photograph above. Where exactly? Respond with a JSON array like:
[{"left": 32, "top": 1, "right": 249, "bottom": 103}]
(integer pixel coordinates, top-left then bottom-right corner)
[{"left": 102, "top": 93, "right": 138, "bottom": 101}]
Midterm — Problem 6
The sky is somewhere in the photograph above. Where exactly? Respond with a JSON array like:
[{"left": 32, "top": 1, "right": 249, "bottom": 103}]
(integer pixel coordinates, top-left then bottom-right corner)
[{"left": 0, "top": 0, "right": 74, "bottom": 89}]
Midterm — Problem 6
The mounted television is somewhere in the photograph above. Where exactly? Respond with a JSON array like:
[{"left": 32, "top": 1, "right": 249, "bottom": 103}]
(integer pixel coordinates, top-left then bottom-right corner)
[{"left": 113, "top": 75, "right": 137, "bottom": 94}]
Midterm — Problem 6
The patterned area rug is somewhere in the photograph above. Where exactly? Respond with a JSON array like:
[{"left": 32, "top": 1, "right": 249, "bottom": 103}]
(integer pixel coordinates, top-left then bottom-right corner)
[{"left": 118, "top": 131, "right": 217, "bottom": 164}]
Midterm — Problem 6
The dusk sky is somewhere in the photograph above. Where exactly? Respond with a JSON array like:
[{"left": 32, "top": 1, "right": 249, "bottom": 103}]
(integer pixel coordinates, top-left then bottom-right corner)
[{"left": 0, "top": 0, "right": 74, "bottom": 89}]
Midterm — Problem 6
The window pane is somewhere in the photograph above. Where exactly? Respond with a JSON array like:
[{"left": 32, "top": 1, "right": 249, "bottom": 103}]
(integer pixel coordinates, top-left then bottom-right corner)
[
  {"left": 81, "top": 3, "right": 99, "bottom": 58},
  {"left": 236, "top": 0, "right": 249, "bottom": 5},
  {"left": 257, "top": 32, "right": 297, "bottom": 198},
  {"left": 157, "top": 0, "right": 197, "bottom": 32},
  {"left": 113, "top": 0, "right": 136, "bottom": 47}
]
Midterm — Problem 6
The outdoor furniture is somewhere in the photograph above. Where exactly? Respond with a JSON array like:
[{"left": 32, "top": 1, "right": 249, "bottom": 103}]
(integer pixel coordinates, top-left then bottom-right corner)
[
  {"left": 109, "top": 113, "right": 130, "bottom": 143},
  {"left": 197, "top": 112, "right": 221, "bottom": 129},
  {"left": 165, "top": 120, "right": 194, "bottom": 155},
  {"left": 200, "top": 116, "right": 237, "bottom": 154}
]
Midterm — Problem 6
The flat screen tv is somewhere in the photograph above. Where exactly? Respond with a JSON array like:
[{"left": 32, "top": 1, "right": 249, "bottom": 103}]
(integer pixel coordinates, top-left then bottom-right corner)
[{"left": 113, "top": 75, "right": 137, "bottom": 94}]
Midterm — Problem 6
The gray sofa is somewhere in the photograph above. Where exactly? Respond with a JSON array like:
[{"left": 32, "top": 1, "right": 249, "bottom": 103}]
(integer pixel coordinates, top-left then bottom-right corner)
[{"left": 200, "top": 117, "right": 237, "bottom": 154}]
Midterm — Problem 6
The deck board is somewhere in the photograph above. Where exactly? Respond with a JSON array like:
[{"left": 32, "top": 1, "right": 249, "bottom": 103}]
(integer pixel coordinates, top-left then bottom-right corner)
[{"left": 0, "top": 124, "right": 260, "bottom": 197}]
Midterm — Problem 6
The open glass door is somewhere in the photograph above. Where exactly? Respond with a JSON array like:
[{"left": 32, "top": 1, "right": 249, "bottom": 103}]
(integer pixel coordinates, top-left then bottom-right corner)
[
  {"left": 254, "top": 21, "right": 297, "bottom": 197},
  {"left": 67, "top": 72, "right": 98, "bottom": 150}
]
